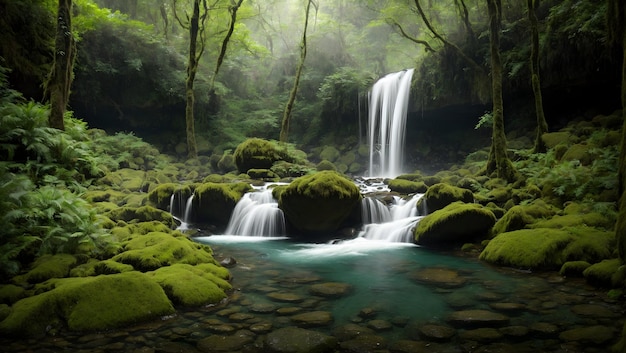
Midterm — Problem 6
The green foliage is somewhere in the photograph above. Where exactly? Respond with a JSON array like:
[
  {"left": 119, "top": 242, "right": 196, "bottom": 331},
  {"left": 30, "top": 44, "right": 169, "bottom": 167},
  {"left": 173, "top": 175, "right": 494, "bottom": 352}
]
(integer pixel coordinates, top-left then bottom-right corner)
[{"left": 474, "top": 111, "right": 493, "bottom": 129}]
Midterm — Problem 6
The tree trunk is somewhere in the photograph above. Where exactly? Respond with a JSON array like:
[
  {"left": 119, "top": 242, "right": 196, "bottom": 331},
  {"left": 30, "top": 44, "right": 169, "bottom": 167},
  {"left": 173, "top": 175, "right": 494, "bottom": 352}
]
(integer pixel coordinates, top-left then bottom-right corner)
[
  {"left": 209, "top": 0, "right": 245, "bottom": 100},
  {"left": 528, "top": 0, "right": 548, "bottom": 153},
  {"left": 47, "top": 0, "right": 75, "bottom": 130},
  {"left": 185, "top": 0, "right": 201, "bottom": 159},
  {"left": 485, "top": 0, "right": 516, "bottom": 182},
  {"left": 279, "top": 0, "right": 313, "bottom": 143}
]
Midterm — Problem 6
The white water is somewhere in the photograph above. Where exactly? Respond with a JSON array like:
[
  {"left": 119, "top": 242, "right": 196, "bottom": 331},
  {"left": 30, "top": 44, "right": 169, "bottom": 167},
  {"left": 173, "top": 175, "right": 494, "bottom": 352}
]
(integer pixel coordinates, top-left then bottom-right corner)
[
  {"left": 359, "top": 193, "right": 423, "bottom": 243},
  {"left": 368, "top": 69, "right": 414, "bottom": 178},
  {"left": 223, "top": 186, "right": 286, "bottom": 237}
]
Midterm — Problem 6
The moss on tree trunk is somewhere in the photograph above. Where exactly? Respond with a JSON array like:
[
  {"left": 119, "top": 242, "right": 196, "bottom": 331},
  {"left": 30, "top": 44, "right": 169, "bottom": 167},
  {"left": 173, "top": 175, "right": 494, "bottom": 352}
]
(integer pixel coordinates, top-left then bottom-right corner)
[{"left": 528, "top": 0, "right": 548, "bottom": 153}]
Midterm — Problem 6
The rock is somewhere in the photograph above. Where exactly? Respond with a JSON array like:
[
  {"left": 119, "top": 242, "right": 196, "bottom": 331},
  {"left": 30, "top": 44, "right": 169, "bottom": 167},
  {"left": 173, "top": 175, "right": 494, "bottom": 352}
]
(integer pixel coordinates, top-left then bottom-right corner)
[
  {"left": 105, "top": 205, "right": 176, "bottom": 228},
  {"left": 559, "top": 325, "right": 614, "bottom": 344},
  {"left": 196, "top": 330, "right": 255, "bottom": 352},
  {"left": 459, "top": 328, "right": 503, "bottom": 342},
  {"left": 367, "top": 319, "right": 392, "bottom": 331},
  {"left": 570, "top": 304, "right": 620, "bottom": 318},
  {"left": 234, "top": 138, "right": 302, "bottom": 173},
  {"left": 358, "top": 307, "right": 377, "bottom": 318},
  {"left": 499, "top": 325, "right": 529, "bottom": 338},
  {"left": 265, "top": 326, "right": 337, "bottom": 353},
  {"left": 267, "top": 292, "right": 304, "bottom": 303},
  {"left": 448, "top": 310, "right": 510, "bottom": 328},
  {"left": 249, "top": 303, "right": 277, "bottom": 314},
  {"left": 489, "top": 302, "right": 526, "bottom": 314},
  {"left": 414, "top": 202, "right": 496, "bottom": 247},
  {"left": 309, "top": 282, "right": 352, "bottom": 298},
  {"left": 332, "top": 323, "right": 374, "bottom": 341},
  {"left": 191, "top": 182, "right": 252, "bottom": 226},
  {"left": 277, "top": 171, "right": 361, "bottom": 236},
  {"left": 250, "top": 322, "right": 273, "bottom": 333},
  {"left": 276, "top": 307, "right": 302, "bottom": 315},
  {"left": 416, "top": 183, "right": 474, "bottom": 215},
  {"left": 290, "top": 311, "right": 334, "bottom": 327},
  {"left": 418, "top": 324, "right": 456, "bottom": 341},
  {"left": 388, "top": 179, "right": 428, "bottom": 194},
  {"left": 411, "top": 267, "right": 467, "bottom": 288},
  {"left": 529, "top": 322, "right": 560, "bottom": 337},
  {"left": 219, "top": 257, "right": 237, "bottom": 268},
  {"left": 339, "top": 335, "right": 387, "bottom": 352}
]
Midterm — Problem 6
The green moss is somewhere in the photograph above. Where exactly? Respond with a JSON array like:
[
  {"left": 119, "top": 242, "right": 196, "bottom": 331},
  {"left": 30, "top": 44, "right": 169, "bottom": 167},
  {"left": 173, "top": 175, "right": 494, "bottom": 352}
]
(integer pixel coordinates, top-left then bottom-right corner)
[
  {"left": 388, "top": 179, "right": 428, "bottom": 194},
  {"left": 541, "top": 131, "right": 574, "bottom": 148},
  {"left": 583, "top": 259, "right": 623, "bottom": 288},
  {"left": 233, "top": 138, "right": 301, "bottom": 173},
  {"left": 561, "top": 143, "right": 594, "bottom": 165},
  {"left": 278, "top": 171, "right": 361, "bottom": 235},
  {"left": 491, "top": 206, "right": 533, "bottom": 237},
  {"left": 414, "top": 202, "right": 496, "bottom": 247},
  {"left": 0, "top": 272, "right": 175, "bottom": 337},
  {"left": 105, "top": 205, "right": 176, "bottom": 228},
  {"left": 316, "top": 160, "right": 337, "bottom": 171},
  {"left": 192, "top": 182, "right": 252, "bottom": 226},
  {"left": 416, "top": 183, "right": 474, "bottom": 215},
  {"left": 112, "top": 232, "right": 217, "bottom": 271},
  {"left": 559, "top": 261, "right": 591, "bottom": 277},
  {"left": 217, "top": 153, "right": 236, "bottom": 173},
  {"left": 248, "top": 168, "right": 279, "bottom": 180},
  {"left": 319, "top": 146, "right": 340, "bottom": 162},
  {"left": 82, "top": 189, "right": 127, "bottom": 204},
  {"left": 203, "top": 174, "right": 226, "bottom": 183},
  {"left": 14, "top": 254, "right": 78, "bottom": 285},
  {"left": 396, "top": 173, "right": 423, "bottom": 182},
  {"left": 147, "top": 183, "right": 179, "bottom": 210},
  {"left": 0, "top": 285, "right": 26, "bottom": 305},
  {"left": 148, "top": 263, "right": 231, "bottom": 306},
  {"left": 561, "top": 227, "right": 615, "bottom": 263},
  {"left": 530, "top": 212, "right": 613, "bottom": 230},
  {"left": 480, "top": 228, "right": 573, "bottom": 269}
]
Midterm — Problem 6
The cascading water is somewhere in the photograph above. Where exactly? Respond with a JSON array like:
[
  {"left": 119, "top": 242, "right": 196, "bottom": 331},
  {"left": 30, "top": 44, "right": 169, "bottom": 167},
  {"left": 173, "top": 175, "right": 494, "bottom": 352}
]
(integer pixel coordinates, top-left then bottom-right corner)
[
  {"left": 224, "top": 186, "right": 286, "bottom": 237},
  {"left": 359, "top": 193, "right": 423, "bottom": 243},
  {"left": 368, "top": 69, "right": 414, "bottom": 178}
]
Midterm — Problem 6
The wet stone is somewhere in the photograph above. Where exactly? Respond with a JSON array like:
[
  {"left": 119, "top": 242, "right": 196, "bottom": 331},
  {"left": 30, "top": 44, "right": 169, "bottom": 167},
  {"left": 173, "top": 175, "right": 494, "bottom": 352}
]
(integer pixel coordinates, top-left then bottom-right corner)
[
  {"left": 290, "top": 311, "right": 334, "bottom": 327},
  {"left": 489, "top": 302, "right": 527, "bottom": 314},
  {"left": 265, "top": 326, "right": 337, "bottom": 353},
  {"left": 276, "top": 306, "right": 302, "bottom": 315},
  {"left": 448, "top": 310, "right": 510, "bottom": 328},
  {"left": 388, "top": 340, "right": 433, "bottom": 353},
  {"left": 476, "top": 291, "right": 504, "bottom": 302},
  {"left": 216, "top": 307, "right": 240, "bottom": 317},
  {"left": 196, "top": 330, "right": 255, "bottom": 352},
  {"left": 228, "top": 312, "right": 256, "bottom": 321},
  {"left": 332, "top": 323, "right": 375, "bottom": 341},
  {"left": 219, "top": 257, "right": 237, "bottom": 268},
  {"left": 499, "top": 325, "right": 530, "bottom": 338},
  {"left": 358, "top": 307, "right": 377, "bottom": 318},
  {"left": 339, "top": 334, "right": 387, "bottom": 352},
  {"left": 309, "top": 282, "right": 353, "bottom": 298},
  {"left": 249, "top": 302, "right": 277, "bottom": 314},
  {"left": 367, "top": 319, "right": 392, "bottom": 331},
  {"left": 411, "top": 268, "right": 467, "bottom": 288},
  {"left": 249, "top": 321, "right": 273, "bottom": 333},
  {"left": 529, "top": 322, "right": 560, "bottom": 337},
  {"left": 159, "top": 342, "right": 199, "bottom": 353},
  {"left": 418, "top": 324, "right": 456, "bottom": 342},
  {"left": 206, "top": 324, "right": 237, "bottom": 334},
  {"left": 460, "top": 328, "right": 503, "bottom": 342},
  {"left": 570, "top": 304, "right": 619, "bottom": 319},
  {"left": 559, "top": 325, "right": 615, "bottom": 344},
  {"left": 267, "top": 292, "right": 304, "bottom": 303}
]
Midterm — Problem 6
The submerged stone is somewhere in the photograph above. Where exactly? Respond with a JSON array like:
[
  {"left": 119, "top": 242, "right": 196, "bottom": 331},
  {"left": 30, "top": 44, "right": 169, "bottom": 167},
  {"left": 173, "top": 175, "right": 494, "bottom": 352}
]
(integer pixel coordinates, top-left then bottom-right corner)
[
  {"left": 265, "top": 326, "right": 337, "bottom": 353},
  {"left": 447, "top": 310, "right": 510, "bottom": 328},
  {"left": 309, "top": 282, "right": 352, "bottom": 298},
  {"left": 410, "top": 267, "right": 467, "bottom": 288},
  {"left": 459, "top": 328, "right": 503, "bottom": 342},
  {"left": 290, "top": 311, "right": 334, "bottom": 327},
  {"left": 559, "top": 325, "right": 615, "bottom": 344},
  {"left": 417, "top": 324, "right": 456, "bottom": 341},
  {"left": 197, "top": 330, "right": 255, "bottom": 352},
  {"left": 267, "top": 292, "right": 304, "bottom": 303}
]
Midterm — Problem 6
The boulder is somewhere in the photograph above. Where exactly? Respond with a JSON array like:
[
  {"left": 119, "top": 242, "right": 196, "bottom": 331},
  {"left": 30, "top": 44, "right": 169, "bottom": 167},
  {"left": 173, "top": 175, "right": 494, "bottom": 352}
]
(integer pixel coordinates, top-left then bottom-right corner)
[
  {"left": 291, "top": 311, "right": 334, "bottom": 327},
  {"left": 265, "top": 326, "right": 337, "bottom": 353},
  {"left": 105, "top": 205, "right": 176, "bottom": 228},
  {"left": 234, "top": 138, "right": 307, "bottom": 173},
  {"left": 278, "top": 171, "right": 361, "bottom": 235},
  {"left": 447, "top": 310, "right": 510, "bottom": 328},
  {"left": 0, "top": 272, "right": 175, "bottom": 337},
  {"left": 309, "top": 282, "right": 352, "bottom": 298},
  {"left": 416, "top": 183, "right": 474, "bottom": 215},
  {"left": 388, "top": 179, "right": 428, "bottom": 194},
  {"left": 414, "top": 202, "right": 496, "bottom": 247},
  {"left": 191, "top": 182, "right": 252, "bottom": 226},
  {"left": 148, "top": 263, "right": 231, "bottom": 306}
]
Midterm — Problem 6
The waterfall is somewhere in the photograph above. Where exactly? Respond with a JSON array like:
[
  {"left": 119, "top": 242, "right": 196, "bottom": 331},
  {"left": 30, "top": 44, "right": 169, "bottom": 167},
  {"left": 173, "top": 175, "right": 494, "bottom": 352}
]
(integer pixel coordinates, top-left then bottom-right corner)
[
  {"left": 224, "top": 187, "right": 286, "bottom": 237},
  {"left": 368, "top": 69, "right": 414, "bottom": 177},
  {"left": 360, "top": 193, "right": 423, "bottom": 243}
]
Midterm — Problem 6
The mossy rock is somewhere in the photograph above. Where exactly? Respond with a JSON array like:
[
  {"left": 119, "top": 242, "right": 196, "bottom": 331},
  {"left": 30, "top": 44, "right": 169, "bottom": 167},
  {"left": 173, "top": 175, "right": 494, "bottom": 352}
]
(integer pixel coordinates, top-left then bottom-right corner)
[
  {"left": 396, "top": 173, "right": 423, "bottom": 182},
  {"left": 112, "top": 232, "right": 218, "bottom": 271},
  {"left": 248, "top": 168, "right": 279, "bottom": 180},
  {"left": 148, "top": 263, "right": 231, "bottom": 306},
  {"left": 561, "top": 226, "right": 615, "bottom": 263},
  {"left": 0, "top": 272, "right": 174, "bottom": 337},
  {"left": 480, "top": 229, "right": 573, "bottom": 269},
  {"left": 217, "top": 153, "right": 236, "bottom": 173},
  {"left": 0, "top": 285, "right": 26, "bottom": 305},
  {"left": 278, "top": 171, "right": 361, "bottom": 236},
  {"left": 388, "top": 179, "right": 428, "bottom": 194},
  {"left": 561, "top": 144, "right": 595, "bottom": 166},
  {"left": 69, "top": 259, "right": 135, "bottom": 277},
  {"left": 147, "top": 183, "right": 192, "bottom": 211},
  {"left": 530, "top": 212, "right": 613, "bottom": 231},
  {"left": 414, "top": 202, "right": 496, "bottom": 248},
  {"left": 491, "top": 206, "right": 534, "bottom": 237},
  {"left": 105, "top": 205, "right": 176, "bottom": 228},
  {"left": 191, "top": 182, "right": 252, "bottom": 226},
  {"left": 82, "top": 189, "right": 127, "bottom": 204},
  {"left": 316, "top": 160, "right": 337, "bottom": 171},
  {"left": 13, "top": 254, "right": 78, "bottom": 285},
  {"left": 416, "top": 183, "right": 474, "bottom": 215},
  {"left": 99, "top": 168, "right": 147, "bottom": 192},
  {"left": 541, "top": 132, "right": 575, "bottom": 149},
  {"left": 559, "top": 261, "right": 591, "bottom": 277},
  {"left": 319, "top": 146, "right": 340, "bottom": 162},
  {"left": 233, "top": 138, "right": 285, "bottom": 173},
  {"left": 582, "top": 259, "right": 624, "bottom": 288}
]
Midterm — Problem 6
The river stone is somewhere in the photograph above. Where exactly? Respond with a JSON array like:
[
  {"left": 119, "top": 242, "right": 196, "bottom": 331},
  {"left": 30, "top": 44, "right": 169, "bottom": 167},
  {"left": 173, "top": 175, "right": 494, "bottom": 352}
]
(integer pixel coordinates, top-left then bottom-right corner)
[
  {"left": 499, "top": 325, "right": 530, "bottom": 338},
  {"left": 460, "top": 328, "right": 503, "bottom": 342},
  {"left": 309, "top": 282, "right": 352, "bottom": 298},
  {"left": 570, "top": 304, "right": 619, "bottom": 318},
  {"left": 197, "top": 330, "right": 254, "bottom": 352},
  {"left": 448, "top": 310, "right": 510, "bottom": 328},
  {"left": 332, "top": 323, "right": 375, "bottom": 340},
  {"left": 276, "top": 307, "right": 302, "bottom": 315},
  {"left": 411, "top": 268, "right": 467, "bottom": 288},
  {"left": 339, "top": 334, "right": 387, "bottom": 352},
  {"left": 265, "top": 326, "right": 337, "bottom": 353},
  {"left": 529, "top": 322, "right": 560, "bottom": 337},
  {"left": 418, "top": 324, "right": 456, "bottom": 341},
  {"left": 267, "top": 292, "right": 304, "bottom": 303},
  {"left": 250, "top": 322, "right": 273, "bottom": 333},
  {"left": 219, "top": 257, "right": 237, "bottom": 268},
  {"left": 559, "top": 325, "right": 614, "bottom": 344},
  {"left": 249, "top": 302, "right": 277, "bottom": 313},
  {"left": 367, "top": 319, "right": 392, "bottom": 331},
  {"left": 489, "top": 302, "right": 527, "bottom": 314},
  {"left": 291, "top": 311, "right": 334, "bottom": 327},
  {"left": 228, "top": 312, "right": 255, "bottom": 321},
  {"left": 388, "top": 340, "right": 434, "bottom": 353}
]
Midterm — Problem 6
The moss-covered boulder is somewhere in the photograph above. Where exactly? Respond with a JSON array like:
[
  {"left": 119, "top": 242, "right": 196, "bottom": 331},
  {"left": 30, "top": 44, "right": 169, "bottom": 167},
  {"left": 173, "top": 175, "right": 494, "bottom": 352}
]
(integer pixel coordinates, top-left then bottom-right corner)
[
  {"left": 147, "top": 183, "right": 192, "bottom": 211},
  {"left": 416, "top": 183, "right": 474, "bottom": 215},
  {"left": 248, "top": 168, "right": 279, "bottom": 181},
  {"left": 98, "top": 168, "right": 147, "bottom": 192},
  {"left": 480, "top": 229, "right": 573, "bottom": 269},
  {"left": 13, "top": 254, "right": 77, "bottom": 285},
  {"left": 105, "top": 205, "right": 176, "bottom": 228},
  {"left": 112, "top": 232, "right": 219, "bottom": 271},
  {"left": 233, "top": 138, "right": 293, "bottom": 173},
  {"left": 278, "top": 171, "right": 361, "bottom": 236},
  {"left": 148, "top": 263, "right": 231, "bottom": 306},
  {"left": 491, "top": 206, "right": 533, "bottom": 236},
  {"left": 388, "top": 179, "right": 428, "bottom": 194},
  {"left": 414, "top": 202, "right": 496, "bottom": 248},
  {"left": 0, "top": 271, "right": 175, "bottom": 337},
  {"left": 190, "top": 182, "right": 252, "bottom": 226},
  {"left": 582, "top": 259, "right": 624, "bottom": 287}
]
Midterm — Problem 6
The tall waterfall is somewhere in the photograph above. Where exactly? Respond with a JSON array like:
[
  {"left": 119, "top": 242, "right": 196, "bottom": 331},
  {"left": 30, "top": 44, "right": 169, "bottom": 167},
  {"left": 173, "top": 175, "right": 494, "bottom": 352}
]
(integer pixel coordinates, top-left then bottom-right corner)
[{"left": 368, "top": 69, "right": 414, "bottom": 177}]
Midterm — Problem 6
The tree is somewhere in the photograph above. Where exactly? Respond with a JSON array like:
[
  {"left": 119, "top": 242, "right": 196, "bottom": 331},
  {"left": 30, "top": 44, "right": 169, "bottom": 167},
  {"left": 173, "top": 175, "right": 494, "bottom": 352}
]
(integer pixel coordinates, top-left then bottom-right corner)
[
  {"left": 279, "top": 0, "right": 316, "bottom": 143},
  {"left": 46, "top": 0, "right": 76, "bottom": 130},
  {"left": 528, "top": 0, "right": 548, "bottom": 153},
  {"left": 174, "top": 0, "right": 209, "bottom": 159},
  {"left": 484, "top": 0, "right": 517, "bottom": 182}
]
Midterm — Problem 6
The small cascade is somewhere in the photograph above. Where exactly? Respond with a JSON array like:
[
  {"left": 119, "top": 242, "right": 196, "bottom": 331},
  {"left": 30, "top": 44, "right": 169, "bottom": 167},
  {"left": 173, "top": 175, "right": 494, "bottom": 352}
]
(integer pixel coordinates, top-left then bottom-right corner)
[
  {"left": 169, "top": 192, "right": 186, "bottom": 221},
  {"left": 360, "top": 193, "right": 423, "bottom": 243},
  {"left": 361, "top": 198, "right": 391, "bottom": 224},
  {"left": 224, "top": 188, "right": 286, "bottom": 237},
  {"left": 367, "top": 69, "right": 414, "bottom": 177},
  {"left": 175, "top": 194, "right": 194, "bottom": 230}
]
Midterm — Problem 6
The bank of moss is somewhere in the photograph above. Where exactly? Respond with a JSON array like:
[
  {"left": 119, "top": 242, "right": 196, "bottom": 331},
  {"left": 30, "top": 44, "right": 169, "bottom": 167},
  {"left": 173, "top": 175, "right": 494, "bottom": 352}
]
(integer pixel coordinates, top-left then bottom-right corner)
[
  {"left": 148, "top": 263, "right": 231, "bottom": 306},
  {"left": 416, "top": 183, "right": 474, "bottom": 215}
]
